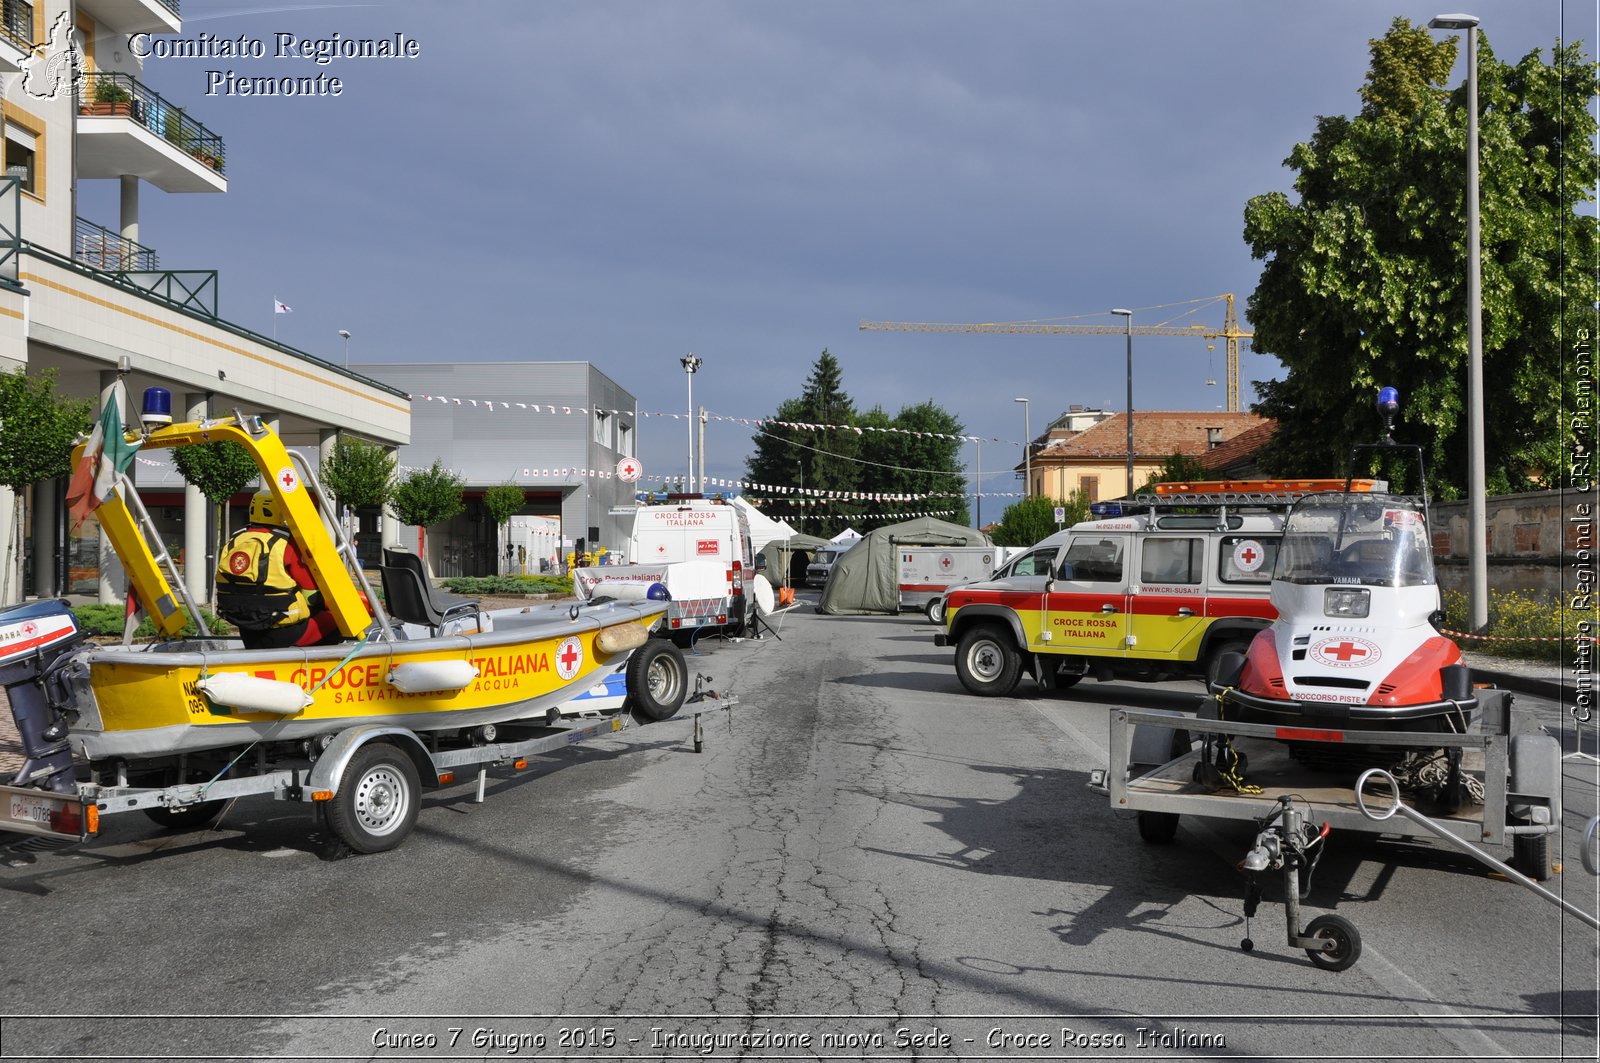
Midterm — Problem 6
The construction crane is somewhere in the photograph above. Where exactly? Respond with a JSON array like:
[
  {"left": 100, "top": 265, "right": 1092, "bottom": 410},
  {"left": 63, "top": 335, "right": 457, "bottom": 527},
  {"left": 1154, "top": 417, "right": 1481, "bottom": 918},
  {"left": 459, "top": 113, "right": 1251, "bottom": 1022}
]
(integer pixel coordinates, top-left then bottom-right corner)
[{"left": 860, "top": 293, "right": 1253, "bottom": 412}]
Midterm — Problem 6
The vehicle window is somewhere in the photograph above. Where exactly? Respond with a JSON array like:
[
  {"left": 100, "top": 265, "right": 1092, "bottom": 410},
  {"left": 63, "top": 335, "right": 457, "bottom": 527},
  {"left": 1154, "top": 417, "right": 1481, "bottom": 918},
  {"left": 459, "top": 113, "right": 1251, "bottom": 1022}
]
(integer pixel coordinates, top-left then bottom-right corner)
[
  {"left": 1010, "top": 550, "right": 1056, "bottom": 578},
  {"left": 1219, "top": 535, "right": 1280, "bottom": 583},
  {"left": 1140, "top": 538, "right": 1201, "bottom": 584},
  {"left": 1060, "top": 538, "right": 1123, "bottom": 582}
]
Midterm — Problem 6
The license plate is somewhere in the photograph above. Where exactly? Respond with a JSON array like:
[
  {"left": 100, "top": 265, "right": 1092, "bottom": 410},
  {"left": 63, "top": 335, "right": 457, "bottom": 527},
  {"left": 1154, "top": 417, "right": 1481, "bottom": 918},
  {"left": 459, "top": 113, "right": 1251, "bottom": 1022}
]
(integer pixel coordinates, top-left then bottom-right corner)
[{"left": 9, "top": 793, "right": 58, "bottom": 825}]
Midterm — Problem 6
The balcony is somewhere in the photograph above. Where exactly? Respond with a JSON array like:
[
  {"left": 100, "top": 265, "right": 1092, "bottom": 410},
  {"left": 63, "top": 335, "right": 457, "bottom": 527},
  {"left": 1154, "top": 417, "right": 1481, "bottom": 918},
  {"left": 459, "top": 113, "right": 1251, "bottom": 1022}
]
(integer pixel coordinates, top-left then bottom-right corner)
[
  {"left": 75, "top": 216, "right": 158, "bottom": 272},
  {"left": 0, "top": 0, "right": 33, "bottom": 73},
  {"left": 76, "top": 0, "right": 178, "bottom": 36},
  {"left": 76, "top": 72, "right": 225, "bottom": 194}
]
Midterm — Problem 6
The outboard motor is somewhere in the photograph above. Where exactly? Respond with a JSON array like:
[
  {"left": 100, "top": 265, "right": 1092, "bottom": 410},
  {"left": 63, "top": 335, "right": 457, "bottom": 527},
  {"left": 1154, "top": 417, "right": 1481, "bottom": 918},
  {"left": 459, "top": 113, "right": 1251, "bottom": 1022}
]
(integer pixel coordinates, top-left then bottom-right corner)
[{"left": 0, "top": 599, "right": 89, "bottom": 794}]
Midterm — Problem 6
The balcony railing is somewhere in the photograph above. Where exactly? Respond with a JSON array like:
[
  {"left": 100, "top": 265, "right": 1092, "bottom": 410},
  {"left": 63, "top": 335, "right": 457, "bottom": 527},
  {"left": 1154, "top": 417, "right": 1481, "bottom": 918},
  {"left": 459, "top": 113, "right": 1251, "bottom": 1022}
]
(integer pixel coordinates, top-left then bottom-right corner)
[
  {"left": 0, "top": 0, "right": 31, "bottom": 53},
  {"left": 78, "top": 71, "right": 225, "bottom": 176},
  {"left": 75, "top": 217, "right": 159, "bottom": 272}
]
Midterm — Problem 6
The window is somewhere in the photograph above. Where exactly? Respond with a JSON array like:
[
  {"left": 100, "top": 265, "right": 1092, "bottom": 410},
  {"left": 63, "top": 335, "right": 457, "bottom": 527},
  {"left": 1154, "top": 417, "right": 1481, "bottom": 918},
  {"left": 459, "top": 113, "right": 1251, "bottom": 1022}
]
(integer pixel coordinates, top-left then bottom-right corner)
[
  {"left": 1079, "top": 474, "right": 1099, "bottom": 502},
  {"left": 1140, "top": 537, "right": 1201, "bottom": 584},
  {"left": 618, "top": 421, "right": 633, "bottom": 456},
  {"left": 2, "top": 103, "right": 43, "bottom": 200},
  {"left": 1010, "top": 549, "right": 1056, "bottom": 577},
  {"left": 593, "top": 409, "right": 611, "bottom": 447},
  {"left": 1218, "top": 535, "right": 1280, "bottom": 583},
  {"left": 1061, "top": 537, "right": 1123, "bottom": 582}
]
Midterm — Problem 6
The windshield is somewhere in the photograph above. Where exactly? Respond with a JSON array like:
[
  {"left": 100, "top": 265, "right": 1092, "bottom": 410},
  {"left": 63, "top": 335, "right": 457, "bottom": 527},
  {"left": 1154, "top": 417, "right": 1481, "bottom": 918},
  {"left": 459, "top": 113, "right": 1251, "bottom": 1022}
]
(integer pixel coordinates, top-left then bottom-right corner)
[
  {"left": 813, "top": 549, "right": 837, "bottom": 566},
  {"left": 1274, "top": 495, "right": 1434, "bottom": 587}
]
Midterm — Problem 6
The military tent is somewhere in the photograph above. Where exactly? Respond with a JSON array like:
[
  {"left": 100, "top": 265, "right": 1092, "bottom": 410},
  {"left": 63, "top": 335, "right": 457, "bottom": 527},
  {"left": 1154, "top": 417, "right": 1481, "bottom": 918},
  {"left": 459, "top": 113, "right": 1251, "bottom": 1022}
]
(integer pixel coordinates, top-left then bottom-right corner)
[{"left": 817, "top": 516, "right": 993, "bottom": 615}]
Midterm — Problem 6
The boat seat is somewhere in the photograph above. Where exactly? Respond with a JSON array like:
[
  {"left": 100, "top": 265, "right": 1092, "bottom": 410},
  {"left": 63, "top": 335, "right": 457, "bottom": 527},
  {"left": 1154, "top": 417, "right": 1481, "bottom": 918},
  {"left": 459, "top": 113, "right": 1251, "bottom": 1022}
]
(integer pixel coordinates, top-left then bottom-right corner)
[{"left": 379, "top": 548, "right": 482, "bottom": 633}]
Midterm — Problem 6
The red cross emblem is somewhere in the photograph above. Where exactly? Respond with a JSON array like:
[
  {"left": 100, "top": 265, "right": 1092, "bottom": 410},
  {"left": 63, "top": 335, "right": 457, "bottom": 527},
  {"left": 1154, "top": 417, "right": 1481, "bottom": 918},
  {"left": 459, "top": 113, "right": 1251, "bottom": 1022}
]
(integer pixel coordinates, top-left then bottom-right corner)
[
  {"left": 939, "top": 554, "right": 954, "bottom": 571},
  {"left": 1239, "top": 547, "right": 1258, "bottom": 565},
  {"left": 1312, "top": 636, "right": 1381, "bottom": 668},
  {"left": 277, "top": 467, "right": 298, "bottom": 492},
  {"left": 617, "top": 457, "right": 642, "bottom": 482},
  {"left": 555, "top": 636, "right": 583, "bottom": 681}
]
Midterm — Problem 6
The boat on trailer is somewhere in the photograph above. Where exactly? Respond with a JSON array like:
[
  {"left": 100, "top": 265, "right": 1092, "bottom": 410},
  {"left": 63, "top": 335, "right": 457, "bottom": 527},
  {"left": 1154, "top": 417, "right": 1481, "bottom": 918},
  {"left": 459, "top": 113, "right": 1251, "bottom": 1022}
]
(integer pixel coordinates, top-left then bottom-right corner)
[{"left": 41, "top": 402, "right": 677, "bottom": 766}]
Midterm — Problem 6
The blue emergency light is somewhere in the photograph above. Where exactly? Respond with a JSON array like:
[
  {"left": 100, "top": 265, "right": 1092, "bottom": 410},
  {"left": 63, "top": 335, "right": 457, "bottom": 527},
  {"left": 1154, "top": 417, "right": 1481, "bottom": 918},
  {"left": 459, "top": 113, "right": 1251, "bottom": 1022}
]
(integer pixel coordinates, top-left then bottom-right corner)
[
  {"left": 141, "top": 386, "right": 172, "bottom": 427},
  {"left": 1089, "top": 502, "right": 1123, "bottom": 517},
  {"left": 1376, "top": 385, "right": 1400, "bottom": 440}
]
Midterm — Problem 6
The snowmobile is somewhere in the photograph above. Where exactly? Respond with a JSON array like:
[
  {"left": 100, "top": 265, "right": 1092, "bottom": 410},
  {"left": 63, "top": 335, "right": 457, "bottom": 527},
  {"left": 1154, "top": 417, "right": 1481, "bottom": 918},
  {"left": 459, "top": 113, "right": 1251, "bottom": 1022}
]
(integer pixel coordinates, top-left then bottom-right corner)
[{"left": 1213, "top": 387, "right": 1477, "bottom": 733}]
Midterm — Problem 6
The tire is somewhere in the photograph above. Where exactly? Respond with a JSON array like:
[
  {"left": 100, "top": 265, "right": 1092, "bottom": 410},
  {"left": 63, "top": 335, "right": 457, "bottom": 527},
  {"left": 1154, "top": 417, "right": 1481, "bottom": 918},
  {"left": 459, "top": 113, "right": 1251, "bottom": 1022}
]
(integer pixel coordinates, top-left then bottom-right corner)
[
  {"left": 1136, "top": 810, "right": 1179, "bottom": 844},
  {"left": 925, "top": 598, "right": 945, "bottom": 625},
  {"left": 1514, "top": 827, "right": 1553, "bottom": 882},
  {"left": 143, "top": 800, "right": 227, "bottom": 830},
  {"left": 1303, "top": 914, "right": 1361, "bottom": 971},
  {"left": 325, "top": 743, "right": 420, "bottom": 855},
  {"left": 625, "top": 639, "right": 688, "bottom": 722},
  {"left": 955, "top": 624, "right": 1023, "bottom": 697},
  {"left": 724, "top": 597, "right": 747, "bottom": 638}
]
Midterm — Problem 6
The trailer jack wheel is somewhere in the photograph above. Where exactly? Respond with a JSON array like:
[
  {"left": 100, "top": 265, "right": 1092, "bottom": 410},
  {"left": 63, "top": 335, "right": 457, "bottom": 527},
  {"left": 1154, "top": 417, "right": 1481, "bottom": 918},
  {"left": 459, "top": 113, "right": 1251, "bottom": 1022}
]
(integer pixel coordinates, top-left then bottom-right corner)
[{"left": 1302, "top": 914, "right": 1361, "bottom": 971}]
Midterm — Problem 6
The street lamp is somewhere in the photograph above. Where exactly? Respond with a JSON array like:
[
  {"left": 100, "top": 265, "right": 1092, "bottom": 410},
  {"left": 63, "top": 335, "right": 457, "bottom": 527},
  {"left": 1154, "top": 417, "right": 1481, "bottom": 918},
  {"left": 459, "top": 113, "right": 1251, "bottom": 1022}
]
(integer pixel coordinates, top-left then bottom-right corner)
[
  {"left": 1111, "top": 308, "right": 1134, "bottom": 497},
  {"left": 1430, "top": 12, "right": 1486, "bottom": 632},
  {"left": 337, "top": 329, "right": 351, "bottom": 368},
  {"left": 1013, "top": 397, "right": 1031, "bottom": 498},
  {"left": 680, "top": 353, "right": 702, "bottom": 495}
]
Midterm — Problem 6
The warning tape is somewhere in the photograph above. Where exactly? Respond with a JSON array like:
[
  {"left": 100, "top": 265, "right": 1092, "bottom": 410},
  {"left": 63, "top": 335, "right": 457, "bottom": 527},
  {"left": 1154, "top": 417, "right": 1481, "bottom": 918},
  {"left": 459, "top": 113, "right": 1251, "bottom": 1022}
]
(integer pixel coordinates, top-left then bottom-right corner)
[{"left": 1441, "top": 628, "right": 1596, "bottom": 644}]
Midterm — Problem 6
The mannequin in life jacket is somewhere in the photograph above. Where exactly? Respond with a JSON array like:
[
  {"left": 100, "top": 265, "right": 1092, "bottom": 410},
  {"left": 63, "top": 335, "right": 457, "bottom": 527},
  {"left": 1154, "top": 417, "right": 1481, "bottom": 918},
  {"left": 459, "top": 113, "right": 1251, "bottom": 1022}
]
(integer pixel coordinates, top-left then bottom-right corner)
[{"left": 216, "top": 490, "right": 342, "bottom": 650}]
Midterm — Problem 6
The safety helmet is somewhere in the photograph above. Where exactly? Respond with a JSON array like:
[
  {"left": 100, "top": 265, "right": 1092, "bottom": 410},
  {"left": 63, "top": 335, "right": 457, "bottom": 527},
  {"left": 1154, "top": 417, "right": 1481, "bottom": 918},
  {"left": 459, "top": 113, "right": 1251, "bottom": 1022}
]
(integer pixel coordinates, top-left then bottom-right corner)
[{"left": 248, "top": 490, "right": 285, "bottom": 527}]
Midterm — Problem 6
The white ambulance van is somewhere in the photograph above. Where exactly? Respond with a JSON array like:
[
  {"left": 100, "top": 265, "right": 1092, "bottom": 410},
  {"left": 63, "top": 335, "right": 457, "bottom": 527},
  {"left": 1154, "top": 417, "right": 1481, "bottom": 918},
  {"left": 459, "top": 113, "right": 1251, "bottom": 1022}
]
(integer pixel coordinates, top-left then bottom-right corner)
[{"left": 574, "top": 497, "right": 756, "bottom": 640}]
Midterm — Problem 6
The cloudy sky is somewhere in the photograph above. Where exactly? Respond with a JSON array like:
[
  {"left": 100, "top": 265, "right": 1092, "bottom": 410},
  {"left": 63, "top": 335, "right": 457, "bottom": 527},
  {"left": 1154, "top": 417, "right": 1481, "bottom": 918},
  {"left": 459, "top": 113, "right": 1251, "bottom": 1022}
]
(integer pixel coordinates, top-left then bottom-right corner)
[{"left": 79, "top": 0, "right": 1588, "bottom": 506}]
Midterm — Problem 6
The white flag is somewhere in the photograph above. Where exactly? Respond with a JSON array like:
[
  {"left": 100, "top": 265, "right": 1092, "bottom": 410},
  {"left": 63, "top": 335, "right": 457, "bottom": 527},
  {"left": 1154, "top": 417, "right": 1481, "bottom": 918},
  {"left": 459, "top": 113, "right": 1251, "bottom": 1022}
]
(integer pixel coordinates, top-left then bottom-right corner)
[{"left": 274, "top": 299, "right": 293, "bottom": 314}]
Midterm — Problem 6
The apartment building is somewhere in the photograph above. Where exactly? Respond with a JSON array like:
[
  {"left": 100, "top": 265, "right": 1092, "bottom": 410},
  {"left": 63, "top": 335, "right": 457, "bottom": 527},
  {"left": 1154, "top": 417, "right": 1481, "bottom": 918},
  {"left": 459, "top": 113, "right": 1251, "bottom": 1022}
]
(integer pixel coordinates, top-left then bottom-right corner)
[{"left": 0, "top": 0, "right": 409, "bottom": 602}]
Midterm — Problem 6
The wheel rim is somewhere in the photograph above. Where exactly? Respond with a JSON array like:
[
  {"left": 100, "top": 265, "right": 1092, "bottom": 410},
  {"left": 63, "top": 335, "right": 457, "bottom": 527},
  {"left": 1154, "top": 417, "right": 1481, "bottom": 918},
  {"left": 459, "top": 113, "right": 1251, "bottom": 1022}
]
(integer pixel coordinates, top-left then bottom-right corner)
[
  {"left": 646, "top": 655, "right": 683, "bottom": 703},
  {"left": 966, "top": 638, "right": 1004, "bottom": 682},
  {"left": 352, "top": 765, "right": 410, "bottom": 837}
]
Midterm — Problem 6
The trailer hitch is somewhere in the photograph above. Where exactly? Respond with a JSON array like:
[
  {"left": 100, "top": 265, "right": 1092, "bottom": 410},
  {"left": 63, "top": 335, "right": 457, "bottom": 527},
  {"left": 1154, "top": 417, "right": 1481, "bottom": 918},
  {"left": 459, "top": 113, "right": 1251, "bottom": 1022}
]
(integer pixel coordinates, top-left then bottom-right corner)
[{"left": 1356, "top": 769, "right": 1600, "bottom": 929}]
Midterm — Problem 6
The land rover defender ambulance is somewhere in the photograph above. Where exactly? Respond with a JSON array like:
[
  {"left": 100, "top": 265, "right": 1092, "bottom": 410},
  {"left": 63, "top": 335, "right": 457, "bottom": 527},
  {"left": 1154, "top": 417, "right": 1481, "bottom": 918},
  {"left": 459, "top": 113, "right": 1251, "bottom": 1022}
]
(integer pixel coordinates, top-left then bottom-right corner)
[{"left": 936, "top": 481, "right": 1379, "bottom": 696}]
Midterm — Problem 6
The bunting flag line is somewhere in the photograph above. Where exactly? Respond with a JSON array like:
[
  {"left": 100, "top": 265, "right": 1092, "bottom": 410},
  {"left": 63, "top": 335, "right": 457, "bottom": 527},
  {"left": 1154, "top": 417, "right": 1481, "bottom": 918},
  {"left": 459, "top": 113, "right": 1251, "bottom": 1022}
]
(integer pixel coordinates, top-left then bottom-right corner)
[{"left": 413, "top": 393, "right": 1026, "bottom": 448}]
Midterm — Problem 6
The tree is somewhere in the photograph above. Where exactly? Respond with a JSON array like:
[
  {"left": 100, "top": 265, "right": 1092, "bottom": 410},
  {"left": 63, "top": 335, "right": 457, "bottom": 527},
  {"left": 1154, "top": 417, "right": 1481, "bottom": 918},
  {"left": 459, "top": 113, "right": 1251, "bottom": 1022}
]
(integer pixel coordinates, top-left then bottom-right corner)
[
  {"left": 172, "top": 440, "right": 260, "bottom": 603},
  {"left": 0, "top": 368, "right": 92, "bottom": 599},
  {"left": 856, "top": 401, "right": 970, "bottom": 528},
  {"left": 992, "top": 492, "right": 1087, "bottom": 547},
  {"left": 483, "top": 481, "right": 526, "bottom": 571},
  {"left": 745, "top": 350, "right": 860, "bottom": 536},
  {"left": 320, "top": 435, "right": 396, "bottom": 511},
  {"left": 390, "top": 460, "right": 465, "bottom": 554},
  {"left": 744, "top": 353, "right": 969, "bottom": 535},
  {"left": 1243, "top": 19, "right": 1599, "bottom": 496},
  {"left": 1137, "top": 452, "right": 1214, "bottom": 494}
]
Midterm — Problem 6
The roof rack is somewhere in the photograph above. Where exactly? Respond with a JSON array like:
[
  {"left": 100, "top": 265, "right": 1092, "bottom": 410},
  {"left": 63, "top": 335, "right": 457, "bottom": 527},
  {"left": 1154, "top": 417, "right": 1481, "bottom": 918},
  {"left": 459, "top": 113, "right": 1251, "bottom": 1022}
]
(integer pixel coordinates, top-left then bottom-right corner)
[{"left": 1088, "top": 479, "right": 1390, "bottom": 518}]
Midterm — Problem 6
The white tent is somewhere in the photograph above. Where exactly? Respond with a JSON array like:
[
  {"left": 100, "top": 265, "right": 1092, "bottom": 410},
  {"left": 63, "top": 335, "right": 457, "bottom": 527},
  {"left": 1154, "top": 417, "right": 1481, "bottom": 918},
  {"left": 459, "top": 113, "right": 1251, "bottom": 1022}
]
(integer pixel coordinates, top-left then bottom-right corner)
[
  {"left": 732, "top": 496, "right": 802, "bottom": 555},
  {"left": 829, "top": 527, "right": 863, "bottom": 546}
]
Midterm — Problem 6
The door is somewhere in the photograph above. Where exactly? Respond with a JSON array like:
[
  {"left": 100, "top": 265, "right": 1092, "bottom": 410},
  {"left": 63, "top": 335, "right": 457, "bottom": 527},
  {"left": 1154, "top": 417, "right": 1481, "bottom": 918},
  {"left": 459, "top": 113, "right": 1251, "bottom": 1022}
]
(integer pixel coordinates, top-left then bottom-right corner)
[
  {"left": 1040, "top": 533, "right": 1130, "bottom": 656},
  {"left": 1128, "top": 535, "right": 1208, "bottom": 657}
]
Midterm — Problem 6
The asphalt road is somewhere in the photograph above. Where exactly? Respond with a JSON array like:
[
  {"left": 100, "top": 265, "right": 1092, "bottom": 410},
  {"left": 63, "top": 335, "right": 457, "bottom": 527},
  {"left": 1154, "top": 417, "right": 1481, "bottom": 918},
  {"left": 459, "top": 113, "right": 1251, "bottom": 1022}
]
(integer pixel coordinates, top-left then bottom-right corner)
[{"left": 2, "top": 597, "right": 1597, "bottom": 1062}]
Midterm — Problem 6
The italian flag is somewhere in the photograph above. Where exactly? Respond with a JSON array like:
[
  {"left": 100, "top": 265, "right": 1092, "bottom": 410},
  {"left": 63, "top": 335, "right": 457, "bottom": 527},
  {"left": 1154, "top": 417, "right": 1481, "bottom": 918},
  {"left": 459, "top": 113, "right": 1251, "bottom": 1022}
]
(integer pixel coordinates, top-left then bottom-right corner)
[{"left": 65, "top": 380, "right": 140, "bottom": 528}]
